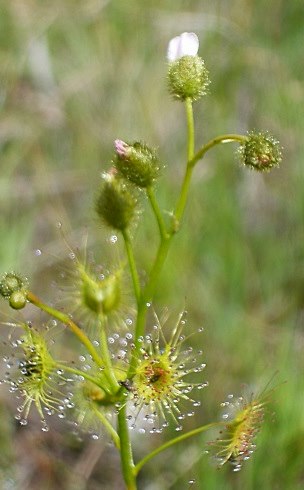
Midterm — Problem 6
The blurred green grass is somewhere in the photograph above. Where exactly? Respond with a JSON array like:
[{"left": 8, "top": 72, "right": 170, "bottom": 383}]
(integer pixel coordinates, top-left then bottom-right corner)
[{"left": 1, "top": 0, "right": 304, "bottom": 488}]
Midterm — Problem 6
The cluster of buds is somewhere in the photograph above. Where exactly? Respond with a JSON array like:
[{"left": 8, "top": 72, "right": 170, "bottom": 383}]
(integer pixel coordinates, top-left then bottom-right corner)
[
  {"left": 0, "top": 271, "right": 28, "bottom": 310},
  {"left": 96, "top": 140, "right": 161, "bottom": 232}
]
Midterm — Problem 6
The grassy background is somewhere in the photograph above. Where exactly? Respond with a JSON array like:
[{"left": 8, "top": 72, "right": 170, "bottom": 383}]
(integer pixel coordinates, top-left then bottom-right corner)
[{"left": 1, "top": 1, "right": 304, "bottom": 488}]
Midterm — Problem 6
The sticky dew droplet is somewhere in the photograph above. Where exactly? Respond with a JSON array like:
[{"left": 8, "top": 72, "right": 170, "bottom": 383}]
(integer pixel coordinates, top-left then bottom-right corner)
[
  {"left": 110, "top": 235, "right": 118, "bottom": 244},
  {"left": 41, "top": 421, "right": 49, "bottom": 432}
]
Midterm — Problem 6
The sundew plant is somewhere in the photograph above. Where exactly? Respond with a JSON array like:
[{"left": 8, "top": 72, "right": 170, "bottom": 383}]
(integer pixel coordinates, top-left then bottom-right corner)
[{"left": 0, "top": 32, "right": 282, "bottom": 489}]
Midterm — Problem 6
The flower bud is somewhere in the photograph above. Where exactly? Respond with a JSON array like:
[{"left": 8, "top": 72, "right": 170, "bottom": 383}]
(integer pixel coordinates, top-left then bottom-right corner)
[
  {"left": 81, "top": 268, "right": 121, "bottom": 316},
  {"left": 167, "top": 33, "right": 210, "bottom": 101},
  {"left": 238, "top": 131, "right": 282, "bottom": 172},
  {"left": 9, "top": 290, "right": 27, "bottom": 310},
  {"left": 167, "top": 32, "right": 199, "bottom": 62},
  {"left": 96, "top": 173, "right": 137, "bottom": 231},
  {"left": 114, "top": 140, "right": 160, "bottom": 188},
  {"left": 0, "top": 271, "right": 28, "bottom": 299},
  {"left": 168, "top": 55, "right": 210, "bottom": 101}
]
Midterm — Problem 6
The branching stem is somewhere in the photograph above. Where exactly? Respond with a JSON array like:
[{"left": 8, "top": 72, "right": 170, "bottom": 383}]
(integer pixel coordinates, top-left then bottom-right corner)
[
  {"left": 146, "top": 186, "right": 168, "bottom": 239},
  {"left": 190, "top": 133, "right": 247, "bottom": 167}
]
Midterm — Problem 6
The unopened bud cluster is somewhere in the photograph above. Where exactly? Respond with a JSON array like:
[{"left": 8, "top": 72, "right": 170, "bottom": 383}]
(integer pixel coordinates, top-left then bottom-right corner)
[
  {"left": 96, "top": 140, "right": 161, "bottom": 231},
  {"left": 0, "top": 272, "right": 28, "bottom": 309}
]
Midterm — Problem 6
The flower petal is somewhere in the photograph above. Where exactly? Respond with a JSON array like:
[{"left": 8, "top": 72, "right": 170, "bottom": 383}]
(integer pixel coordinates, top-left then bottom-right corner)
[{"left": 167, "top": 32, "right": 199, "bottom": 62}]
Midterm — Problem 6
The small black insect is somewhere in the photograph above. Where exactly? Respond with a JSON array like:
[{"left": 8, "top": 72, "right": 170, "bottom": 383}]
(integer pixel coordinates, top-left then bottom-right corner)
[{"left": 119, "top": 379, "right": 133, "bottom": 392}]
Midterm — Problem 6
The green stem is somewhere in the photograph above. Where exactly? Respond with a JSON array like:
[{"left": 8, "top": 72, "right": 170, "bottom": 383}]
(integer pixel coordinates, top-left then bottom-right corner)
[
  {"left": 141, "top": 237, "right": 171, "bottom": 309},
  {"left": 27, "top": 291, "right": 104, "bottom": 368},
  {"left": 174, "top": 164, "right": 194, "bottom": 225},
  {"left": 91, "top": 405, "right": 120, "bottom": 449},
  {"left": 173, "top": 98, "right": 195, "bottom": 225},
  {"left": 146, "top": 186, "right": 168, "bottom": 239},
  {"left": 122, "top": 229, "right": 141, "bottom": 305},
  {"left": 99, "top": 316, "right": 120, "bottom": 392},
  {"left": 128, "top": 235, "right": 171, "bottom": 377},
  {"left": 118, "top": 404, "right": 137, "bottom": 489},
  {"left": 190, "top": 133, "right": 247, "bottom": 168},
  {"left": 135, "top": 422, "right": 223, "bottom": 475},
  {"left": 185, "top": 97, "right": 195, "bottom": 163}
]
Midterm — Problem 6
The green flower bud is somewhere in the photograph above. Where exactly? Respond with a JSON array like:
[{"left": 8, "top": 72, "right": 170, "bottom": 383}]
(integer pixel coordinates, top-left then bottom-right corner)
[
  {"left": 167, "top": 55, "right": 210, "bottom": 101},
  {"left": 96, "top": 172, "right": 137, "bottom": 231},
  {"left": 238, "top": 131, "right": 282, "bottom": 172},
  {"left": 81, "top": 269, "right": 121, "bottom": 316},
  {"left": 9, "top": 290, "right": 27, "bottom": 310},
  {"left": 0, "top": 272, "right": 28, "bottom": 299},
  {"left": 114, "top": 140, "right": 160, "bottom": 188}
]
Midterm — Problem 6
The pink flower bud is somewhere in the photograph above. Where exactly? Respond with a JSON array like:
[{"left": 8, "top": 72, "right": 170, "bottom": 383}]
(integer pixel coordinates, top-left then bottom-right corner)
[{"left": 114, "top": 139, "right": 130, "bottom": 159}]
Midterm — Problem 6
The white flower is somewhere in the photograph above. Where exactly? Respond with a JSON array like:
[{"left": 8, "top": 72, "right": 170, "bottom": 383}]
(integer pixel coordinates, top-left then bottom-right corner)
[{"left": 167, "top": 32, "right": 199, "bottom": 62}]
